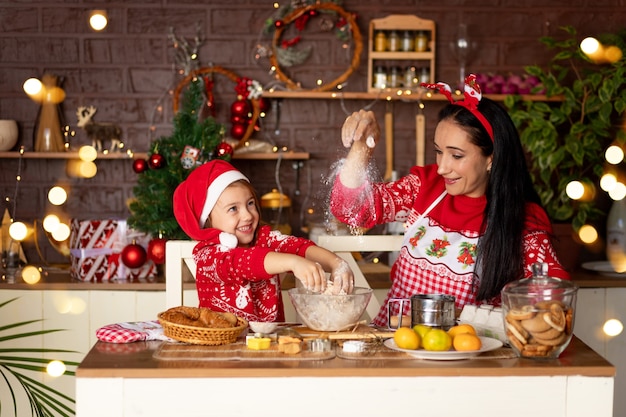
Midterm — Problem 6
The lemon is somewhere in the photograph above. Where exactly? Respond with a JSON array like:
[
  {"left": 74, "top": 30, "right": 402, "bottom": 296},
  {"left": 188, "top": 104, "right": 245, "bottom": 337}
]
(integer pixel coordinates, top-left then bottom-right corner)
[
  {"left": 422, "top": 328, "right": 452, "bottom": 351},
  {"left": 394, "top": 327, "right": 420, "bottom": 350},
  {"left": 412, "top": 324, "right": 432, "bottom": 340}
]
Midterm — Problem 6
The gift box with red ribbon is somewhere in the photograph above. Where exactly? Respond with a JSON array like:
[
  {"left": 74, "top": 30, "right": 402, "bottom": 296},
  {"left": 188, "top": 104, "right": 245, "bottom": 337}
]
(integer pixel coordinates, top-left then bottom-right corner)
[{"left": 69, "top": 219, "right": 157, "bottom": 282}]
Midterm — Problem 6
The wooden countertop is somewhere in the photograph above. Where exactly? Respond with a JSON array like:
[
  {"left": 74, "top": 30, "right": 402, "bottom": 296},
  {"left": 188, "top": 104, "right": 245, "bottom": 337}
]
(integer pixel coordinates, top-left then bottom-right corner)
[
  {"left": 2, "top": 264, "right": 626, "bottom": 290},
  {"left": 76, "top": 336, "right": 614, "bottom": 379}
]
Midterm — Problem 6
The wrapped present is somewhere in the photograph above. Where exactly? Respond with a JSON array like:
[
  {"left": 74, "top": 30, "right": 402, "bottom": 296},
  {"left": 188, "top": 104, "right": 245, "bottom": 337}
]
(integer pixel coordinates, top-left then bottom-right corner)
[{"left": 69, "top": 219, "right": 157, "bottom": 282}]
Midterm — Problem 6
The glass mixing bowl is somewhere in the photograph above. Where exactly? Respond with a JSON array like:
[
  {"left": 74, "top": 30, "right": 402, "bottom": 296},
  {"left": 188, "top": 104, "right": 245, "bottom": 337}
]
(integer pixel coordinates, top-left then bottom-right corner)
[
  {"left": 501, "top": 263, "right": 578, "bottom": 359},
  {"left": 288, "top": 287, "right": 373, "bottom": 331}
]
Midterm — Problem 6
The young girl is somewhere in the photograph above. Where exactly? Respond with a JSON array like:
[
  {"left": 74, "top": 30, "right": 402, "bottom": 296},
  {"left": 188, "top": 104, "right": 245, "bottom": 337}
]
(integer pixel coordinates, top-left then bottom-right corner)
[{"left": 173, "top": 159, "right": 354, "bottom": 323}]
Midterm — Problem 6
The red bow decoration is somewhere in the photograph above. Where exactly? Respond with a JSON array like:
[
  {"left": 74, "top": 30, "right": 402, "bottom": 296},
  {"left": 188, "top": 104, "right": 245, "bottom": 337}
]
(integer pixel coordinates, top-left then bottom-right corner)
[{"left": 421, "top": 74, "right": 494, "bottom": 141}]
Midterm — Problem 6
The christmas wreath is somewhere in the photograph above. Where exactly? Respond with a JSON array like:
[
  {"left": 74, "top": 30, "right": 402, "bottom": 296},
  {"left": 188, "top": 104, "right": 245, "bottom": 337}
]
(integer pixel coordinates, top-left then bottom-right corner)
[{"left": 260, "top": 1, "right": 362, "bottom": 91}]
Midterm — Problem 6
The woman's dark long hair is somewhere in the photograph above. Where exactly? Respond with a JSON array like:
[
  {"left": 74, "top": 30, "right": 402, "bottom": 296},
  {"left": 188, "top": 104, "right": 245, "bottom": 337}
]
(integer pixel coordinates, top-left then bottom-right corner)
[{"left": 438, "top": 98, "right": 543, "bottom": 301}]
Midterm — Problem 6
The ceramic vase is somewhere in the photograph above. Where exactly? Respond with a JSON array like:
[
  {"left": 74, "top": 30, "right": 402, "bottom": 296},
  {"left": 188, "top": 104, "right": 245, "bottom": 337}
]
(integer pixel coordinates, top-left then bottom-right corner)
[{"left": 0, "top": 120, "right": 18, "bottom": 151}]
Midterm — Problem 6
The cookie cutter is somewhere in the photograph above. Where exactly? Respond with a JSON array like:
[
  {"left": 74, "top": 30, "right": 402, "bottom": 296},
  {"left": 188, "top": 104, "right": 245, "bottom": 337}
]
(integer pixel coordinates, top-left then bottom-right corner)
[{"left": 307, "top": 338, "right": 332, "bottom": 352}]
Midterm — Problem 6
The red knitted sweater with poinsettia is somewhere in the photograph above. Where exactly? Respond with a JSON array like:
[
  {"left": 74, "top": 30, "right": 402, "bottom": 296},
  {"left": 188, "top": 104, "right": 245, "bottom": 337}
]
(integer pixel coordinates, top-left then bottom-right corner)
[
  {"left": 192, "top": 224, "right": 315, "bottom": 323},
  {"left": 330, "top": 164, "right": 570, "bottom": 326}
]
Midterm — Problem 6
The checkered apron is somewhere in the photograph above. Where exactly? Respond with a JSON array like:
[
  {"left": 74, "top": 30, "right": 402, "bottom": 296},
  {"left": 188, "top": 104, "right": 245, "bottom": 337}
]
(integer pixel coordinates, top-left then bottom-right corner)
[{"left": 372, "top": 191, "right": 481, "bottom": 326}]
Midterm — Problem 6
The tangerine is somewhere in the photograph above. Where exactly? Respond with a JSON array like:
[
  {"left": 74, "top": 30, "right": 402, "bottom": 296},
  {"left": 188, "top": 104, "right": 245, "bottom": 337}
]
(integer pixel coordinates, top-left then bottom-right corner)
[
  {"left": 447, "top": 323, "right": 477, "bottom": 339},
  {"left": 453, "top": 333, "right": 482, "bottom": 351},
  {"left": 422, "top": 328, "right": 452, "bottom": 351},
  {"left": 393, "top": 327, "right": 420, "bottom": 350}
]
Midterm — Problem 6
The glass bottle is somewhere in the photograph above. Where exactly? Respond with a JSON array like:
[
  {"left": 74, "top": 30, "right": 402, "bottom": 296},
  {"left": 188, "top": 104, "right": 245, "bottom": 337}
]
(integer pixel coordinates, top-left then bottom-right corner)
[
  {"left": 374, "top": 31, "right": 387, "bottom": 52},
  {"left": 401, "top": 30, "right": 414, "bottom": 52},
  {"left": 388, "top": 66, "right": 401, "bottom": 88},
  {"left": 373, "top": 65, "right": 387, "bottom": 89},
  {"left": 415, "top": 31, "right": 428, "bottom": 52},
  {"left": 404, "top": 66, "right": 417, "bottom": 88},
  {"left": 419, "top": 66, "right": 431, "bottom": 84},
  {"left": 387, "top": 31, "right": 400, "bottom": 52}
]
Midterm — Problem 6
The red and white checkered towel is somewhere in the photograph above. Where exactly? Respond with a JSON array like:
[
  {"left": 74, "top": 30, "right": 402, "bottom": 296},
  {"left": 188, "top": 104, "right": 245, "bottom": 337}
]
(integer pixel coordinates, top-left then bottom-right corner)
[{"left": 96, "top": 320, "right": 174, "bottom": 343}]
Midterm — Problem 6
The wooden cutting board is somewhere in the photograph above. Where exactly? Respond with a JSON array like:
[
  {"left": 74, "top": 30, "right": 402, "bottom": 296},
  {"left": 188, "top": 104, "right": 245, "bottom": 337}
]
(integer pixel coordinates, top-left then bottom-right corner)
[{"left": 292, "top": 324, "right": 395, "bottom": 340}]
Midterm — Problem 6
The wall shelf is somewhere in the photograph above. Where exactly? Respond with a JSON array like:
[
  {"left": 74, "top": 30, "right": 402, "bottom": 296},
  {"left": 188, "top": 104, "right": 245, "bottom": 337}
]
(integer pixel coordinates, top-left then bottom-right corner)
[
  {"left": 0, "top": 151, "right": 310, "bottom": 160},
  {"left": 262, "top": 90, "right": 563, "bottom": 102}
]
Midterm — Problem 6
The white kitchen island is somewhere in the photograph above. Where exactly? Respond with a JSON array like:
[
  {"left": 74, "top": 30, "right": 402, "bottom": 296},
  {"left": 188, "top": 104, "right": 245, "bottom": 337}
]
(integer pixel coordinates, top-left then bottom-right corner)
[{"left": 75, "top": 336, "right": 613, "bottom": 417}]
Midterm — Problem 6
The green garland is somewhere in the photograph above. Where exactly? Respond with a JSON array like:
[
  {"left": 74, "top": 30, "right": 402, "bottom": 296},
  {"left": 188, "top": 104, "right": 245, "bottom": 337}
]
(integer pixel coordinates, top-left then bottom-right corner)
[{"left": 128, "top": 79, "right": 226, "bottom": 239}]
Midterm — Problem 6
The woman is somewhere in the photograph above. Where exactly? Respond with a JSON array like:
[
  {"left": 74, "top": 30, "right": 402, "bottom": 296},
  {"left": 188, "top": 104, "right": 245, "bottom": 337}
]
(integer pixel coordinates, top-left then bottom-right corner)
[{"left": 330, "top": 74, "right": 569, "bottom": 327}]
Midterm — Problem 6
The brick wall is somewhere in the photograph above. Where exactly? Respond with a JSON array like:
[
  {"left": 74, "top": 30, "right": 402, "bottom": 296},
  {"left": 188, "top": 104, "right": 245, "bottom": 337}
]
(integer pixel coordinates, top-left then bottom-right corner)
[{"left": 1, "top": 0, "right": 624, "bottom": 264}]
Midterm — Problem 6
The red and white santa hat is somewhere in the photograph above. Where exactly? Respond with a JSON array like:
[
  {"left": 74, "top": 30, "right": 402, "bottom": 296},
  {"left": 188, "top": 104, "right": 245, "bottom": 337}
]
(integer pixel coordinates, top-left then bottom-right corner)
[{"left": 173, "top": 159, "right": 248, "bottom": 240}]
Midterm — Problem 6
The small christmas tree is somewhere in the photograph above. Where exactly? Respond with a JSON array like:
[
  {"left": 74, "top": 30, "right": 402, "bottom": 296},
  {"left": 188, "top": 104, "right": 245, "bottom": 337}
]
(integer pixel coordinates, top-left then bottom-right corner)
[{"left": 128, "top": 79, "right": 228, "bottom": 239}]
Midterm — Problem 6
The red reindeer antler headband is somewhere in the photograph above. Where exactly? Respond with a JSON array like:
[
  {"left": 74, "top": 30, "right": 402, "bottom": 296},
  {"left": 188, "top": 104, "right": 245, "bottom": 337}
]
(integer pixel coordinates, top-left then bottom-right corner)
[{"left": 420, "top": 74, "right": 494, "bottom": 141}]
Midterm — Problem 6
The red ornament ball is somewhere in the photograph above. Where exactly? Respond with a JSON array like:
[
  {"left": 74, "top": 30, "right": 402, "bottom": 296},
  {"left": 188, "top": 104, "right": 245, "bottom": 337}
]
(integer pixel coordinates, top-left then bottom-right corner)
[
  {"left": 216, "top": 141, "right": 234, "bottom": 157},
  {"left": 258, "top": 97, "right": 271, "bottom": 113},
  {"left": 132, "top": 158, "right": 148, "bottom": 173},
  {"left": 148, "top": 153, "right": 165, "bottom": 169},
  {"left": 121, "top": 243, "right": 147, "bottom": 269},
  {"left": 147, "top": 238, "right": 166, "bottom": 265},
  {"left": 230, "top": 123, "right": 247, "bottom": 140},
  {"left": 274, "top": 20, "right": 284, "bottom": 29},
  {"left": 231, "top": 99, "right": 251, "bottom": 117},
  {"left": 230, "top": 115, "right": 246, "bottom": 125}
]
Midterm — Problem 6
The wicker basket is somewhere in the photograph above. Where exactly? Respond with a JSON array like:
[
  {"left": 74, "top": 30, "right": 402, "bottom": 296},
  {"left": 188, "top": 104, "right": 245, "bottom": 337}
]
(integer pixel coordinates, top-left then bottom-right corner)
[{"left": 158, "top": 313, "right": 248, "bottom": 346}]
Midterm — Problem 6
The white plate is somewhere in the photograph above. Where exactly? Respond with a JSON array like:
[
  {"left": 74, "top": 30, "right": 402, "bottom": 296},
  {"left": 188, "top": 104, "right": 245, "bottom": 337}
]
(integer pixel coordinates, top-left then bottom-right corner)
[
  {"left": 384, "top": 336, "right": 503, "bottom": 361},
  {"left": 582, "top": 261, "right": 626, "bottom": 278}
]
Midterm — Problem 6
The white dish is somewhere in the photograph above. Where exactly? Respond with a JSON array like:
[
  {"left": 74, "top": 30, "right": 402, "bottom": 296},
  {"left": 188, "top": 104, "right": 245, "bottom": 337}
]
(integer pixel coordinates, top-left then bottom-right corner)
[
  {"left": 582, "top": 261, "right": 626, "bottom": 278},
  {"left": 384, "top": 336, "right": 503, "bottom": 361}
]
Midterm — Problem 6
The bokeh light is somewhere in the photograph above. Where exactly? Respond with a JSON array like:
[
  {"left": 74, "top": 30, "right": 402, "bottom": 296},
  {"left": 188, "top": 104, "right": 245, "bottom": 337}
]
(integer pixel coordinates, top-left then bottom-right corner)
[
  {"left": 601, "top": 173, "right": 617, "bottom": 192},
  {"left": 89, "top": 10, "right": 108, "bottom": 31},
  {"left": 48, "top": 186, "right": 68, "bottom": 206},
  {"left": 23, "top": 78, "right": 43, "bottom": 96},
  {"left": 608, "top": 182, "right": 626, "bottom": 201},
  {"left": 46, "top": 360, "right": 66, "bottom": 377},
  {"left": 566, "top": 181, "right": 585, "bottom": 200},
  {"left": 578, "top": 224, "right": 598, "bottom": 244},
  {"left": 603, "top": 319, "right": 624, "bottom": 337},
  {"left": 51, "top": 223, "right": 70, "bottom": 242},
  {"left": 78, "top": 145, "right": 98, "bottom": 162},
  {"left": 21, "top": 265, "right": 41, "bottom": 284},
  {"left": 9, "top": 221, "right": 28, "bottom": 241},
  {"left": 605, "top": 145, "right": 624, "bottom": 165},
  {"left": 42, "top": 214, "right": 60, "bottom": 233}
]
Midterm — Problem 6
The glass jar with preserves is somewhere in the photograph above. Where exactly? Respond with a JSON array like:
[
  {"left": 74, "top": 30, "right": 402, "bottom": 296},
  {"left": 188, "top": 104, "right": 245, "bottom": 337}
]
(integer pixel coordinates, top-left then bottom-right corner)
[
  {"left": 374, "top": 31, "right": 387, "bottom": 52},
  {"left": 387, "top": 31, "right": 400, "bottom": 52},
  {"left": 373, "top": 65, "right": 387, "bottom": 89},
  {"left": 415, "top": 31, "right": 428, "bottom": 52},
  {"left": 387, "top": 66, "right": 401, "bottom": 88},
  {"left": 401, "top": 30, "right": 414, "bottom": 52},
  {"left": 404, "top": 66, "right": 417, "bottom": 88}
]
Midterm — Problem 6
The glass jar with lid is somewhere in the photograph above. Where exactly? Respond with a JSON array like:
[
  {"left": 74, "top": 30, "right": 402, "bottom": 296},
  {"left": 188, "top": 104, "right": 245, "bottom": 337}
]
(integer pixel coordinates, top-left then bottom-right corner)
[
  {"left": 387, "top": 66, "right": 401, "bottom": 88},
  {"left": 501, "top": 263, "right": 578, "bottom": 359},
  {"left": 403, "top": 66, "right": 417, "bottom": 88},
  {"left": 373, "top": 65, "right": 387, "bottom": 89},
  {"left": 401, "top": 30, "right": 414, "bottom": 52},
  {"left": 374, "top": 31, "right": 387, "bottom": 52},
  {"left": 414, "top": 31, "right": 428, "bottom": 52},
  {"left": 387, "top": 30, "right": 400, "bottom": 52}
]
